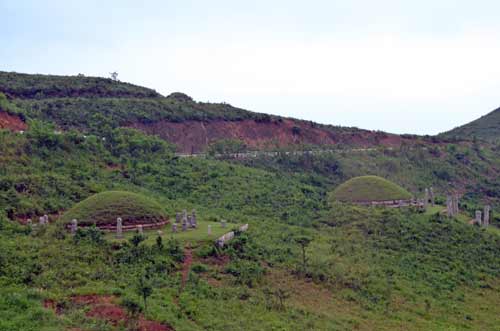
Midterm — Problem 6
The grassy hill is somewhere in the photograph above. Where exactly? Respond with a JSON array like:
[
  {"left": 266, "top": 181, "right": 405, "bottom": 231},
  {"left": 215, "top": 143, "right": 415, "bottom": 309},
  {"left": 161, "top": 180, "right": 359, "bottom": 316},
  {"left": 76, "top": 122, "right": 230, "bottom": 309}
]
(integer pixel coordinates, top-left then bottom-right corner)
[
  {"left": 440, "top": 107, "right": 500, "bottom": 142},
  {"left": 330, "top": 175, "right": 412, "bottom": 202},
  {"left": 60, "top": 191, "right": 168, "bottom": 226}
]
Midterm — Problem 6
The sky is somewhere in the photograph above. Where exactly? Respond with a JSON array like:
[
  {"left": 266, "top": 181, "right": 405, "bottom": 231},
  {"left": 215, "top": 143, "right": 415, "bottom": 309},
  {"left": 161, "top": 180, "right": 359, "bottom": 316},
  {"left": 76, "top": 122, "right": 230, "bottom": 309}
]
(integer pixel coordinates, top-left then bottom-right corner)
[{"left": 2, "top": 0, "right": 500, "bottom": 135}]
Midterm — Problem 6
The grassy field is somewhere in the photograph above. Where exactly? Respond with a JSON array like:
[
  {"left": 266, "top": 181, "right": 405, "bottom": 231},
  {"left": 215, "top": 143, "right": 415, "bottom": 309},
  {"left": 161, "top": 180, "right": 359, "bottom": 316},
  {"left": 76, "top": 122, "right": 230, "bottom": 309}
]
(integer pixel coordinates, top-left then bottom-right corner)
[{"left": 105, "top": 219, "right": 241, "bottom": 245}]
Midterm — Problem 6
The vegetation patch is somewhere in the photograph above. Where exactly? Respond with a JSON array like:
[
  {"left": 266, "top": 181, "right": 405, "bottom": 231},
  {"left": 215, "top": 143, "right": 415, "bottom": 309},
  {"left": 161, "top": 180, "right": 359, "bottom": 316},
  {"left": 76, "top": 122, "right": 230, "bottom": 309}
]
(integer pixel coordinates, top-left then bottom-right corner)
[
  {"left": 59, "top": 191, "right": 167, "bottom": 226},
  {"left": 330, "top": 175, "right": 412, "bottom": 202}
]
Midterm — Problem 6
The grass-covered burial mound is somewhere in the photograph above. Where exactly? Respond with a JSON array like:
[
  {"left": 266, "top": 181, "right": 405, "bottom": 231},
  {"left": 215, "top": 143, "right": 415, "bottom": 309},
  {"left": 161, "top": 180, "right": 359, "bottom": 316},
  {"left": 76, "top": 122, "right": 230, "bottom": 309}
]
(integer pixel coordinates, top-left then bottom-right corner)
[
  {"left": 60, "top": 191, "right": 167, "bottom": 226},
  {"left": 331, "top": 176, "right": 412, "bottom": 203}
]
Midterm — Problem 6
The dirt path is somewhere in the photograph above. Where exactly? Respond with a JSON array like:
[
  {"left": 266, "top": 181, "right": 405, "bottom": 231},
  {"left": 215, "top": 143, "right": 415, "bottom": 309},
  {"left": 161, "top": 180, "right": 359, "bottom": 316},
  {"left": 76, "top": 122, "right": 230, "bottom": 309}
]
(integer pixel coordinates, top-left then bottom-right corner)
[{"left": 180, "top": 243, "right": 193, "bottom": 290}]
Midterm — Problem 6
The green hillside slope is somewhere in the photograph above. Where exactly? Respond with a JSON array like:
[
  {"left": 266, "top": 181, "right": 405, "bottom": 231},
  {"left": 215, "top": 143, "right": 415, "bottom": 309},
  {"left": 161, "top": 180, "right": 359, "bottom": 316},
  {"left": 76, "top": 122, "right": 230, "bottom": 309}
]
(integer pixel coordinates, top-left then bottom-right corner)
[
  {"left": 441, "top": 107, "right": 500, "bottom": 142},
  {"left": 0, "top": 71, "right": 499, "bottom": 330}
]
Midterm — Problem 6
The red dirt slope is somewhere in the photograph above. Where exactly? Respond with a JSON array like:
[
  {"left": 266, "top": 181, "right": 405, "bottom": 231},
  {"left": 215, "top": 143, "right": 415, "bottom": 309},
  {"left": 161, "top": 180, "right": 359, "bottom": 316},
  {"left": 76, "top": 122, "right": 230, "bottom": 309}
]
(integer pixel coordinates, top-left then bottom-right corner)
[
  {"left": 130, "top": 119, "right": 404, "bottom": 153},
  {"left": 0, "top": 111, "right": 26, "bottom": 131}
]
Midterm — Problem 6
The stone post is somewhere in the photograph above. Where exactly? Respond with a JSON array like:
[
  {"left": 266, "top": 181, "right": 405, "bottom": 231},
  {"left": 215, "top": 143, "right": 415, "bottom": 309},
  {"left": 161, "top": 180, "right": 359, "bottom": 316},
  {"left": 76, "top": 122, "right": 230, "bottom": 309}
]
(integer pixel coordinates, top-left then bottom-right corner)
[
  {"left": 221, "top": 220, "right": 227, "bottom": 228},
  {"left": 483, "top": 205, "right": 491, "bottom": 227},
  {"left": 424, "top": 188, "right": 429, "bottom": 208},
  {"left": 475, "top": 210, "right": 482, "bottom": 226},
  {"left": 172, "top": 223, "right": 178, "bottom": 233},
  {"left": 116, "top": 217, "right": 123, "bottom": 238},
  {"left": 182, "top": 209, "right": 187, "bottom": 222},
  {"left": 182, "top": 221, "right": 187, "bottom": 232},
  {"left": 430, "top": 187, "right": 435, "bottom": 206},
  {"left": 453, "top": 194, "right": 459, "bottom": 215},
  {"left": 446, "top": 196, "right": 453, "bottom": 217},
  {"left": 187, "top": 215, "right": 193, "bottom": 228},
  {"left": 191, "top": 210, "right": 197, "bottom": 227},
  {"left": 208, "top": 224, "right": 212, "bottom": 235},
  {"left": 137, "top": 224, "right": 143, "bottom": 234},
  {"left": 71, "top": 219, "right": 78, "bottom": 235},
  {"left": 175, "top": 212, "right": 181, "bottom": 223}
]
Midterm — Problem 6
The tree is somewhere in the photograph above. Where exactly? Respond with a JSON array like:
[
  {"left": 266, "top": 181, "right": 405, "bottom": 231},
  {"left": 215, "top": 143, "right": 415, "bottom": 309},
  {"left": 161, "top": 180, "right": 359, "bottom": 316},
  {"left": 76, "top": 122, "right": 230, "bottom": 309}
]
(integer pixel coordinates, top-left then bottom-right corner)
[
  {"left": 294, "top": 235, "right": 312, "bottom": 274},
  {"left": 110, "top": 71, "right": 118, "bottom": 81},
  {"left": 136, "top": 272, "right": 153, "bottom": 313}
]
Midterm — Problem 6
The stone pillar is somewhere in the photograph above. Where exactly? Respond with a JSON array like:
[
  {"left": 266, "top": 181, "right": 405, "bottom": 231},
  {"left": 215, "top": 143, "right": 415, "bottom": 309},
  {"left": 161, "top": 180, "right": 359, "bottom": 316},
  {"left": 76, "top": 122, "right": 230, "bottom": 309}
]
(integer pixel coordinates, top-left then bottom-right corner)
[
  {"left": 475, "top": 210, "right": 482, "bottom": 226},
  {"left": 172, "top": 223, "right": 178, "bottom": 233},
  {"left": 116, "top": 217, "right": 123, "bottom": 238},
  {"left": 424, "top": 188, "right": 429, "bottom": 208},
  {"left": 39, "top": 216, "right": 45, "bottom": 225},
  {"left": 208, "top": 224, "right": 212, "bottom": 235},
  {"left": 182, "top": 209, "right": 188, "bottom": 222},
  {"left": 191, "top": 210, "right": 197, "bottom": 227},
  {"left": 221, "top": 220, "right": 227, "bottom": 228},
  {"left": 453, "top": 194, "right": 459, "bottom": 215},
  {"left": 71, "top": 219, "right": 78, "bottom": 235},
  {"left": 137, "top": 224, "right": 143, "bottom": 234},
  {"left": 430, "top": 187, "right": 435, "bottom": 206},
  {"left": 187, "top": 215, "right": 193, "bottom": 228},
  {"left": 446, "top": 196, "right": 453, "bottom": 217},
  {"left": 182, "top": 221, "right": 187, "bottom": 232},
  {"left": 483, "top": 205, "right": 491, "bottom": 227},
  {"left": 175, "top": 212, "right": 181, "bottom": 223}
]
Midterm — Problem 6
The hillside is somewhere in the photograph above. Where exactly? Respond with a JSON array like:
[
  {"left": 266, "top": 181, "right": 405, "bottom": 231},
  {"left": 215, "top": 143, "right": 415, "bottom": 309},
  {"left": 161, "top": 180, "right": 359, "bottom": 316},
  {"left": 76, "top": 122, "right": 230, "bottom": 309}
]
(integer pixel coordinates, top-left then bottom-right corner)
[
  {"left": 1, "top": 71, "right": 419, "bottom": 153},
  {"left": 0, "top": 70, "right": 499, "bottom": 330},
  {"left": 440, "top": 107, "right": 500, "bottom": 142}
]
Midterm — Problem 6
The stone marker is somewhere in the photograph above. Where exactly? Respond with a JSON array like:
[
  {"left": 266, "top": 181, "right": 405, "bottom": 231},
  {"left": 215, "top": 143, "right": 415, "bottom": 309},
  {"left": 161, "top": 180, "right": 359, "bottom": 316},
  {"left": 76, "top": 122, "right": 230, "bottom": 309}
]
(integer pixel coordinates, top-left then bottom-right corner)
[
  {"left": 475, "top": 210, "right": 482, "bottom": 226},
  {"left": 175, "top": 212, "right": 181, "bottom": 223},
  {"left": 191, "top": 210, "right": 197, "bottom": 227},
  {"left": 182, "top": 209, "right": 188, "bottom": 222},
  {"left": 221, "top": 220, "right": 227, "bottom": 228},
  {"left": 187, "top": 215, "right": 193, "bottom": 228},
  {"left": 39, "top": 216, "right": 45, "bottom": 225},
  {"left": 430, "top": 187, "right": 435, "bottom": 206},
  {"left": 483, "top": 205, "right": 491, "bottom": 227},
  {"left": 43, "top": 214, "right": 49, "bottom": 224},
  {"left": 116, "top": 217, "right": 123, "bottom": 238},
  {"left": 71, "top": 219, "right": 78, "bottom": 235},
  {"left": 182, "top": 221, "right": 187, "bottom": 232},
  {"left": 172, "top": 223, "right": 178, "bottom": 233},
  {"left": 446, "top": 196, "right": 453, "bottom": 217},
  {"left": 424, "top": 188, "right": 429, "bottom": 208},
  {"left": 208, "top": 224, "right": 212, "bottom": 235},
  {"left": 453, "top": 194, "right": 459, "bottom": 215},
  {"left": 137, "top": 224, "right": 143, "bottom": 234}
]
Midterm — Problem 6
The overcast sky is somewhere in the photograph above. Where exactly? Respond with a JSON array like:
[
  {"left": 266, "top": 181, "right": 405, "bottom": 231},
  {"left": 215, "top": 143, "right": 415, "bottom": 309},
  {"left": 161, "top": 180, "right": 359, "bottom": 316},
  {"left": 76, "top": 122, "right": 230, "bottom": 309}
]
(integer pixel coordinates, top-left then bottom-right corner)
[{"left": 2, "top": 0, "right": 500, "bottom": 134}]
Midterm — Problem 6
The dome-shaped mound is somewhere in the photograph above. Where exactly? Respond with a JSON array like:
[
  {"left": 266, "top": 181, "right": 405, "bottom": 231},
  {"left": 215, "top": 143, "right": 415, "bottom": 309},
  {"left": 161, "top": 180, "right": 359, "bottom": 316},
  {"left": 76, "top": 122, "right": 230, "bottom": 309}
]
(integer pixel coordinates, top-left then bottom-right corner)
[
  {"left": 60, "top": 191, "right": 167, "bottom": 226},
  {"left": 330, "top": 176, "right": 412, "bottom": 203}
]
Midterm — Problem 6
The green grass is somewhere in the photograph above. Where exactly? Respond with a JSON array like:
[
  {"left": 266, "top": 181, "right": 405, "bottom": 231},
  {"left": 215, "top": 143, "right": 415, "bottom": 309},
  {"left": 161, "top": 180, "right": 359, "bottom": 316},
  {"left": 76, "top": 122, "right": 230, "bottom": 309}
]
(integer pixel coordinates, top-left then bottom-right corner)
[
  {"left": 59, "top": 191, "right": 167, "bottom": 226},
  {"left": 105, "top": 220, "right": 240, "bottom": 245},
  {"left": 330, "top": 175, "right": 413, "bottom": 202}
]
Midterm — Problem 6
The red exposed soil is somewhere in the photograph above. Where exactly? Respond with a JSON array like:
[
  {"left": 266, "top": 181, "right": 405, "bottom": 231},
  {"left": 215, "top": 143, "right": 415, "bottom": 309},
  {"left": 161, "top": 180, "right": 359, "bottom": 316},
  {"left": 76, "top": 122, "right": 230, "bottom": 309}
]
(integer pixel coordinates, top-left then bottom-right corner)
[
  {"left": 129, "top": 119, "right": 405, "bottom": 153},
  {"left": 0, "top": 111, "right": 26, "bottom": 131},
  {"left": 201, "top": 254, "right": 231, "bottom": 267},
  {"left": 45, "top": 295, "right": 174, "bottom": 331}
]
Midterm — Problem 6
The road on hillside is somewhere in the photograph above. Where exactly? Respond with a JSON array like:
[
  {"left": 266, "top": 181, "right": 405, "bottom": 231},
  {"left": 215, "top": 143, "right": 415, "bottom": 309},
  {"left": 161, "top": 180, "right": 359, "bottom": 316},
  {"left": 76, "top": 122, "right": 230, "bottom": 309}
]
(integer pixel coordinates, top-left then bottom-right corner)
[{"left": 174, "top": 147, "right": 390, "bottom": 159}]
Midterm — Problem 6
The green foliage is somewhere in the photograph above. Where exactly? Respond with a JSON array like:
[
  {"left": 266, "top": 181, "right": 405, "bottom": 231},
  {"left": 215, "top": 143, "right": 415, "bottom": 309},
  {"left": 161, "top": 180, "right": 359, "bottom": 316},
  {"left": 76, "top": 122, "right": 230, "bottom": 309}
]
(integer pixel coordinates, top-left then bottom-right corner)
[{"left": 441, "top": 106, "right": 500, "bottom": 142}]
